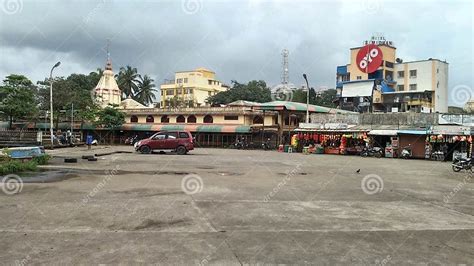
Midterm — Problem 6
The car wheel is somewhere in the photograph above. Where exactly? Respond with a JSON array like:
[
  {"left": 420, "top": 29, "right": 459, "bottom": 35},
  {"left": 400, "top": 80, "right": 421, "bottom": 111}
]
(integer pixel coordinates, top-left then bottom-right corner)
[
  {"left": 176, "top": 146, "right": 187, "bottom": 155},
  {"left": 140, "top": 145, "right": 151, "bottom": 154}
]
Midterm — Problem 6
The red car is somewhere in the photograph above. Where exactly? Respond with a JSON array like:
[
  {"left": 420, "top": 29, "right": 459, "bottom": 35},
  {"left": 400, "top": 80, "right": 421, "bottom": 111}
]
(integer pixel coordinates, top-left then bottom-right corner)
[{"left": 134, "top": 131, "right": 194, "bottom": 155}]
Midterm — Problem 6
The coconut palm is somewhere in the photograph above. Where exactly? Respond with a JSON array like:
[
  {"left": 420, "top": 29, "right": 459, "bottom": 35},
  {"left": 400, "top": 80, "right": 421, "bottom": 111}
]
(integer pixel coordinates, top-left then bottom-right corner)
[
  {"left": 116, "top": 65, "right": 139, "bottom": 99},
  {"left": 135, "top": 75, "right": 157, "bottom": 105}
]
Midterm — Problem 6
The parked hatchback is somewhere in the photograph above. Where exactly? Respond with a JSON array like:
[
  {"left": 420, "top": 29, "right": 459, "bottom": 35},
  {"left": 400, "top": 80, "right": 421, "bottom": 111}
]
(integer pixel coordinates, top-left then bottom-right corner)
[{"left": 134, "top": 131, "right": 194, "bottom": 155}]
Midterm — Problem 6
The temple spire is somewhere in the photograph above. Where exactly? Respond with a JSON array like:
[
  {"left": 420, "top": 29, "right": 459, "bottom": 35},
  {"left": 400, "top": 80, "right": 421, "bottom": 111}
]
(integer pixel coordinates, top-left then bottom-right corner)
[{"left": 105, "top": 39, "right": 112, "bottom": 70}]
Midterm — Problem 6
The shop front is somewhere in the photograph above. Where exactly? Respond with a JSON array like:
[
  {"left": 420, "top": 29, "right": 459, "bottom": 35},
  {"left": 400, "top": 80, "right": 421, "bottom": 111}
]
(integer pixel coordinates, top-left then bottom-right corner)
[
  {"left": 367, "top": 130, "right": 399, "bottom": 158},
  {"left": 398, "top": 130, "right": 428, "bottom": 159},
  {"left": 426, "top": 126, "right": 472, "bottom": 161},
  {"left": 292, "top": 127, "right": 368, "bottom": 155}
]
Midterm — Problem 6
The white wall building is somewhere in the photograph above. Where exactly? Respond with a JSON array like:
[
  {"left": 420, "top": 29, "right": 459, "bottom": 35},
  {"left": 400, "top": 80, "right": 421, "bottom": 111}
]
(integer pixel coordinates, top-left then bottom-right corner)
[{"left": 393, "top": 59, "right": 448, "bottom": 113}]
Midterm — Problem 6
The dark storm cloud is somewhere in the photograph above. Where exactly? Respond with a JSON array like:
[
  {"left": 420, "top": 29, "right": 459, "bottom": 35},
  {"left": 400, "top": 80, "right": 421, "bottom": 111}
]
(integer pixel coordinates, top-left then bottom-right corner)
[{"left": 0, "top": 0, "right": 472, "bottom": 105}]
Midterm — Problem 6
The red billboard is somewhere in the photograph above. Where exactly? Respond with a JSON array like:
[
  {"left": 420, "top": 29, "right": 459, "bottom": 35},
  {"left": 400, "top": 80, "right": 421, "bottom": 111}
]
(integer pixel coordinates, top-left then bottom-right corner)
[{"left": 356, "top": 44, "right": 383, "bottom": 74}]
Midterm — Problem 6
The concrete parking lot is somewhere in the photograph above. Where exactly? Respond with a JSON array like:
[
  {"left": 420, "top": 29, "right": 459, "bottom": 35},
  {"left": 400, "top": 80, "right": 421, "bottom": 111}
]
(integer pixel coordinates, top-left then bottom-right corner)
[{"left": 0, "top": 146, "right": 473, "bottom": 264}]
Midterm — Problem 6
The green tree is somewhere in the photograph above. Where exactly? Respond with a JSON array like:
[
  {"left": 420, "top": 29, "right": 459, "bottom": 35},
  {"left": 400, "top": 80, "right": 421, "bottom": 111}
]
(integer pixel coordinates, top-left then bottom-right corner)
[
  {"left": 135, "top": 75, "right": 157, "bottom": 105},
  {"left": 116, "top": 65, "right": 139, "bottom": 99},
  {"left": 207, "top": 80, "right": 271, "bottom": 105},
  {"left": 37, "top": 73, "right": 100, "bottom": 128},
  {"left": 290, "top": 88, "right": 337, "bottom": 108},
  {"left": 0, "top": 74, "right": 38, "bottom": 128},
  {"left": 95, "top": 105, "right": 125, "bottom": 144},
  {"left": 95, "top": 105, "right": 125, "bottom": 128}
]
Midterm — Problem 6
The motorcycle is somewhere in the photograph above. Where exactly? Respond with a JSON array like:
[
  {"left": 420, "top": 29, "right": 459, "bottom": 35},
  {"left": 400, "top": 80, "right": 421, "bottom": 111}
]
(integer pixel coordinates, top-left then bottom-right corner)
[
  {"left": 360, "top": 147, "right": 383, "bottom": 158},
  {"left": 401, "top": 145, "right": 412, "bottom": 159},
  {"left": 125, "top": 135, "right": 139, "bottom": 145},
  {"left": 234, "top": 139, "right": 249, "bottom": 150},
  {"left": 452, "top": 157, "right": 472, "bottom": 172},
  {"left": 261, "top": 138, "right": 272, "bottom": 150}
]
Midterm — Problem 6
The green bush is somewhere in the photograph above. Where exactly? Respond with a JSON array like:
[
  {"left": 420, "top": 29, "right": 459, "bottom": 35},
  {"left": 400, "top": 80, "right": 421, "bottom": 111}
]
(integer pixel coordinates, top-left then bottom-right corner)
[
  {"left": 0, "top": 160, "right": 38, "bottom": 175},
  {"left": 32, "top": 154, "right": 51, "bottom": 165}
]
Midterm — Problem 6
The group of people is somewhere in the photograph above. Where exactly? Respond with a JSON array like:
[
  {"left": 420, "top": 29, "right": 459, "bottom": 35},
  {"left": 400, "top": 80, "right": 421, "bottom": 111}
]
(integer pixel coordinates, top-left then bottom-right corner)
[{"left": 53, "top": 130, "right": 76, "bottom": 146}]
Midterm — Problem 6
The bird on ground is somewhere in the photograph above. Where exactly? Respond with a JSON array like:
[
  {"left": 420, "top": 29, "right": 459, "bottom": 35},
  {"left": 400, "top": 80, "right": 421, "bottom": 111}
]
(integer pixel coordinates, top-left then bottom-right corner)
[{"left": 356, "top": 169, "right": 361, "bottom": 174}]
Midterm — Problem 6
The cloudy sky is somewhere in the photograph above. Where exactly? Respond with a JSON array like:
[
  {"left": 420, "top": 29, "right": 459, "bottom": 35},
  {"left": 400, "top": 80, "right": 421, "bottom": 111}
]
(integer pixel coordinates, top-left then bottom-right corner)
[{"left": 0, "top": 0, "right": 472, "bottom": 106}]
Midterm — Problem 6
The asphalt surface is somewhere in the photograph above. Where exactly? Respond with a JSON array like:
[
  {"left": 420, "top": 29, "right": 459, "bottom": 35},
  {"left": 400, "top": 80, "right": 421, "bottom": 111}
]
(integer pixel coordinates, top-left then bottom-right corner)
[{"left": 0, "top": 146, "right": 473, "bottom": 264}]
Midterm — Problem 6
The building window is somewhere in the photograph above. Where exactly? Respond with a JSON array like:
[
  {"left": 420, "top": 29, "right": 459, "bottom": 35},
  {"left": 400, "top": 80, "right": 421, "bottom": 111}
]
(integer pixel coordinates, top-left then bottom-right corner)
[
  {"left": 385, "top": 70, "right": 393, "bottom": 81},
  {"left": 183, "top": 78, "right": 188, "bottom": 83},
  {"left": 253, "top": 116, "right": 263, "bottom": 124},
  {"left": 177, "top": 78, "right": 183, "bottom": 83},
  {"left": 146, "top": 115, "right": 154, "bottom": 123},
  {"left": 130, "top": 115, "right": 138, "bottom": 123},
  {"left": 409, "top": 70, "right": 417, "bottom": 78},
  {"left": 224, "top": 115, "right": 239, "bottom": 121},
  {"left": 397, "top": 71, "right": 404, "bottom": 78},
  {"left": 437, "top": 81, "right": 439, "bottom": 88},
  {"left": 437, "top": 68, "right": 439, "bottom": 73},
  {"left": 409, "top": 84, "right": 417, "bottom": 91},
  {"left": 397, "top": 85, "right": 404, "bottom": 91},
  {"left": 187, "top": 115, "right": 196, "bottom": 123},
  {"left": 203, "top": 115, "right": 213, "bottom": 123},
  {"left": 166, "top": 89, "right": 174, "bottom": 95},
  {"left": 176, "top": 115, "right": 185, "bottom": 123},
  {"left": 160, "top": 90, "right": 164, "bottom": 96},
  {"left": 208, "top": 80, "right": 212, "bottom": 85},
  {"left": 357, "top": 76, "right": 362, "bottom": 80},
  {"left": 177, "top": 88, "right": 182, "bottom": 94},
  {"left": 161, "top": 115, "right": 169, "bottom": 123}
]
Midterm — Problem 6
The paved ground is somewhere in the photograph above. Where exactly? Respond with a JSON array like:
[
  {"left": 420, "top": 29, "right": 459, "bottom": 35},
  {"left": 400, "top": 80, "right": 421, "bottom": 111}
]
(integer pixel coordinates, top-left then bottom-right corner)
[{"left": 0, "top": 146, "right": 473, "bottom": 264}]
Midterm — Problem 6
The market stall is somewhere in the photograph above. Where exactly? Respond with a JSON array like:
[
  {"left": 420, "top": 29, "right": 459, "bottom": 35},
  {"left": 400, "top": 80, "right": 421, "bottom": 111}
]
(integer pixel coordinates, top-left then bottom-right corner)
[
  {"left": 292, "top": 125, "right": 368, "bottom": 155},
  {"left": 426, "top": 126, "right": 472, "bottom": 161},
  {"left": 368, "top": 130, "right": 399, "bottom": 158}
]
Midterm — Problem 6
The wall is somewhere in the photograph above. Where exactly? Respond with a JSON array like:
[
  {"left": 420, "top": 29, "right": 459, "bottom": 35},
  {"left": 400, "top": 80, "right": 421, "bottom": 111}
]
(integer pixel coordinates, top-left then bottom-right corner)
[
  {"left": 126, "top": 113, "right": 276, "bottom": 126},
  {"left": 310, "top": 112, "right": 438, "bottom": 126},
  {"left": 434, "top": 60, "right": 449, "bottom": 113}
]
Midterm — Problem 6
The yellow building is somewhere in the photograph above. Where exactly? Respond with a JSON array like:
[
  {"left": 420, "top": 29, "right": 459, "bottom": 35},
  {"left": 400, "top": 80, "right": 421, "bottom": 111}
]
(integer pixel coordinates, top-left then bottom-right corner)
[{"left": 160, "top": 68, "right": 228, "bottom": 108}]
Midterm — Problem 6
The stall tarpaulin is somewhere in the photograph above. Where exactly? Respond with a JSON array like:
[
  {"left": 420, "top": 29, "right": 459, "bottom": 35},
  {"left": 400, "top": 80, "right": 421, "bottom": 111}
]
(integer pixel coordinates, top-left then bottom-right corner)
[{"left": 368, "top": 130, "right": 398, "bottom": 136}]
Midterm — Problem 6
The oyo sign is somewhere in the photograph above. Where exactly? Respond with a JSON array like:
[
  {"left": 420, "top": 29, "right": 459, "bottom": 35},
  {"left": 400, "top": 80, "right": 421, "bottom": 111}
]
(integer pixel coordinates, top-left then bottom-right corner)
[{"left": 356, "top": 44, "right": 383, "bottom": 73}]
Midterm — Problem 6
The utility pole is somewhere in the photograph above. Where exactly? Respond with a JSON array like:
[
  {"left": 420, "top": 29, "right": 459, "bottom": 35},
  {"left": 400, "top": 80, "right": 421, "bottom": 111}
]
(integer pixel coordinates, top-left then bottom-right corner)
[
  {"left": 49, "top": 61, "right": 61, "bottom": 149},
  {"left": 303, "top": 74, "right": 310, "bottom": 123}
]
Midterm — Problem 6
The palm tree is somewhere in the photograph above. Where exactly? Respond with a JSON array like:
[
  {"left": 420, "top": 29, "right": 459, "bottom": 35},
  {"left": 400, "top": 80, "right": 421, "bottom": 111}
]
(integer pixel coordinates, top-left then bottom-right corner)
[
  {"left": 116, "top": 65, "right": 139, "bottom": 99},
  {"left": 135, "top": 75, "right": 157, "bottom": 105}
]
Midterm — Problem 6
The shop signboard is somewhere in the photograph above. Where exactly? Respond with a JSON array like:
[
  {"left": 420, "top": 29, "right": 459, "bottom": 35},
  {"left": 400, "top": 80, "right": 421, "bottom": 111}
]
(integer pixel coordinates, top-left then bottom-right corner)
[
  {"left": 356, "top": 44, "right": 383, "bottom": 74},
  {"left": 438, "top": 114, "right": 474, "bottom": 127}
]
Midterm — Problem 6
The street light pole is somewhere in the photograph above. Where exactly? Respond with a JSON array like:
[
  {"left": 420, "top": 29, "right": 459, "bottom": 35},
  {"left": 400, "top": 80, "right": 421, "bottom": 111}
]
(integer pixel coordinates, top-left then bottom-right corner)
[
  {"left": 303, "top": 74, "right": 310, "bottom": 123},
  {"left": 49, "top": 61, "right": 61, "bottom": 149}
]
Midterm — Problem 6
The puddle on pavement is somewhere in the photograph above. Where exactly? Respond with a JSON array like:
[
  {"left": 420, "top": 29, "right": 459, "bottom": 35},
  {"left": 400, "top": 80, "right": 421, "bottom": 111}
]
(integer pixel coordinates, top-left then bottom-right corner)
[
  {"left": 14, "top": 169, "right": 80, "bottom": 183},
  {"left": 211, "top": 171, "right": 243, "bottom": 176}
]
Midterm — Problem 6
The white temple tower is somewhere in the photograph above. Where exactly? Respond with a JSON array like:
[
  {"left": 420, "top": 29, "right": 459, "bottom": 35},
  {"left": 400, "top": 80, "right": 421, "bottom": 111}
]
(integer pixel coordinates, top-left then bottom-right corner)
[{"left": 93, "top": 50, "right": 122, "bottom": 108}]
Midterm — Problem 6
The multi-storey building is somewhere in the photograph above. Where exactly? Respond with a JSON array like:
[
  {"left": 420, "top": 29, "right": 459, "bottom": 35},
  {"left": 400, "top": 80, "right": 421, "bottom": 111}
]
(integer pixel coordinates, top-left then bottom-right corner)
[
  {"left": 160, "top": 68, "right": 228, "bottom": 108},
  {"left": 336, "top": 35, "right": 448, "bottom": 113}
]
